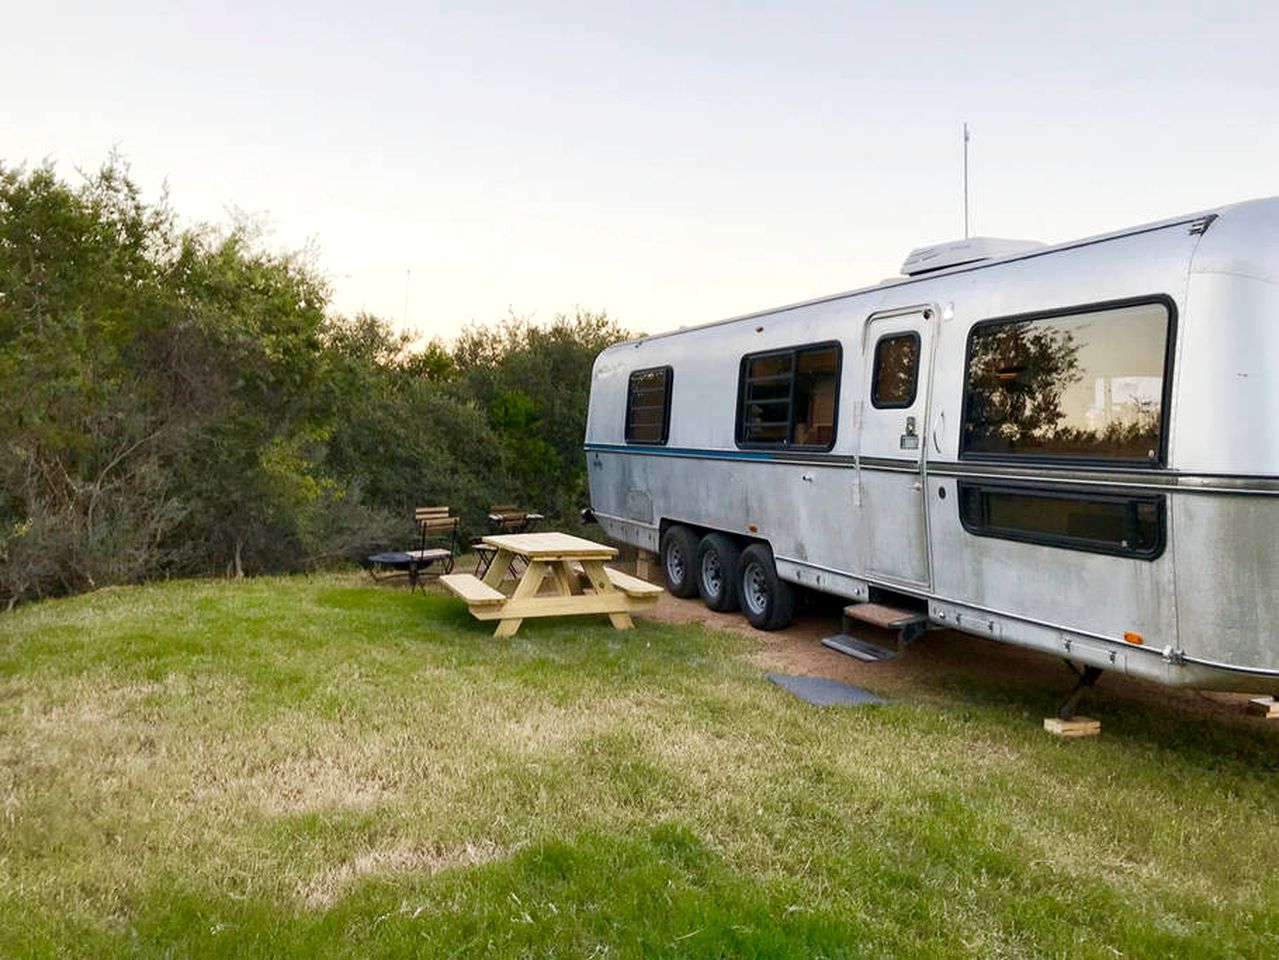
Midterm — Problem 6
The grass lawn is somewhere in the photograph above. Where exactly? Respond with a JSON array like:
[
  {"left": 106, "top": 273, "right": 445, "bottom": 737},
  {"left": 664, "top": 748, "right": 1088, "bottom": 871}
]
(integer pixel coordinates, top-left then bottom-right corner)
[{"left": 1, "top": 574, "right": 1277, "bottom": 958}]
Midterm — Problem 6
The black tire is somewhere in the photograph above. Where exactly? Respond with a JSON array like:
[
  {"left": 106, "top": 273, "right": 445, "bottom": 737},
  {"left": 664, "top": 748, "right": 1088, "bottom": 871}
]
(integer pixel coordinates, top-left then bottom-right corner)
[
  {"left": 660, "top": 525, "right": 700, "bottom": 598},
  {"left": 737, "top": 543, "right": 796, "bottom": 631},
  {"left": 696, "top": 533, "right": 741, "bottom": 612}
]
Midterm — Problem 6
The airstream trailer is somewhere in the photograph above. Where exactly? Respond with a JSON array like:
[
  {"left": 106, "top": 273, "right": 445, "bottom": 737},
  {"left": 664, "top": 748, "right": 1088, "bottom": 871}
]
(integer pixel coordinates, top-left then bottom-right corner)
[{"left": 584, "top": 198, "right": 1279, "bottom": 695}]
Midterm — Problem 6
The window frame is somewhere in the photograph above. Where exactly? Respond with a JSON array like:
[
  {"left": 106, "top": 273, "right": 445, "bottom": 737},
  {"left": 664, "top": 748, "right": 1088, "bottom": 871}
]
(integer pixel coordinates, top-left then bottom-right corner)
[
  {"left": 956, "top": 480, "right": 1167, "bottom": 561},
  {"left": 870, "top": 331, "right": 922, "bottom": 410},
  {"left": 735, "top": 341, "right": 842, "bottom": 451},
  {"left": 624, "top": 365, "right": 674, "bottom": 445},
  {"left": 958, "top": 294, "right": 1178, "bottom": 469}
]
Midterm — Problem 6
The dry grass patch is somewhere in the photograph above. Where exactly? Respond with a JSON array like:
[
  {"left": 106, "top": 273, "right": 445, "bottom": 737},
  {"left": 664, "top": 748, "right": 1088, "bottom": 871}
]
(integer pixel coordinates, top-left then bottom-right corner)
[{"left": 298, "top": 838, "right": 510, "bottom": 909}]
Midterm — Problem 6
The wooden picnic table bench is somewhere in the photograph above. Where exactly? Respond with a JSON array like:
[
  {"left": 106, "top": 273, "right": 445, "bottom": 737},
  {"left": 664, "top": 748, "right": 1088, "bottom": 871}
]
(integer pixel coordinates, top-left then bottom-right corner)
[{"left": 440, "top": 532, "right": 661, "bottom": 637}]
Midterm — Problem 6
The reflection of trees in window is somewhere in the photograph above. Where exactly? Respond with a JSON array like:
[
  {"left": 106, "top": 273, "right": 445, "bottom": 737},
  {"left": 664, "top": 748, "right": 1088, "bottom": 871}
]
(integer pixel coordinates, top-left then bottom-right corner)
[
  {"left": 1053, "top": 406, "right": 1161, "bottom": 459},
  {"left": 966, "top": 321, "right": 1082, "bottom": 454},
  {"left": 964, "top": 305, "right": 1167, "bottom": 461},
  {"left": 872, "top": 334, "right": 919, "bottom": 408}
]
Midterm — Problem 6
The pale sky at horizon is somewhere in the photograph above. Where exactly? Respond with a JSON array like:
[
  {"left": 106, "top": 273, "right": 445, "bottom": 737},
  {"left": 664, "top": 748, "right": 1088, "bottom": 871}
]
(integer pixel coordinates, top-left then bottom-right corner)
[{"left": 4, "top": 1, "right": 1277, "bottom": 342}]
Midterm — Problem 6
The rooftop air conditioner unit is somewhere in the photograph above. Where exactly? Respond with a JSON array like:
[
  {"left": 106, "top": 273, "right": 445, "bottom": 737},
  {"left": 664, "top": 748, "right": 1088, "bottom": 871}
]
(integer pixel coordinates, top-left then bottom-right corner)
[{"left": 900, "top": 237, "right": 1046, "bottom": 276}]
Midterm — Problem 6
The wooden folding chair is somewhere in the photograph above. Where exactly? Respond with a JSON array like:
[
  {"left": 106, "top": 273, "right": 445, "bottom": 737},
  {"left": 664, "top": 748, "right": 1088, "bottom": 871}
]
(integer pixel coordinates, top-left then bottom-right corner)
[
  {"left": 472, "top": 504, "right": 544, "bottom": 577},
  {"left": 404, "top": 506, "right": 459, "bottom": 590}
]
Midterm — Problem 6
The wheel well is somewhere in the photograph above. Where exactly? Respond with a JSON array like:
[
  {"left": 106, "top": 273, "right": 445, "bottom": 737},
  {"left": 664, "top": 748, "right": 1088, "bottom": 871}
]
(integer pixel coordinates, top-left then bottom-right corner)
[
  {"left": 657, "top": 521, "right": 930, "bottom": 614},
  {"left": 658, "top": 519, "right": 760, "bottom": 553},
  {"left": 659, "top": 521, "right": 839, "bottom": 613}
]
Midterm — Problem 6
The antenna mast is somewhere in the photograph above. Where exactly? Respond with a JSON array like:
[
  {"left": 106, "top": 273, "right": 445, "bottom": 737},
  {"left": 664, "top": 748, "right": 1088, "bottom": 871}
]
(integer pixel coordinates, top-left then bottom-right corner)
[{"left": 962, "top": 122, "right": 971, "bottom": 239}]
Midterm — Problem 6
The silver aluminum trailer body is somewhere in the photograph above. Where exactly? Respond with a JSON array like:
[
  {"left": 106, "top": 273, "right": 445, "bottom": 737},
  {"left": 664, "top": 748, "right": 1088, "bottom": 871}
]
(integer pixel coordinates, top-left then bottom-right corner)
[{"left": 584, "top": 198, "right": 1279, "bottom": 693}]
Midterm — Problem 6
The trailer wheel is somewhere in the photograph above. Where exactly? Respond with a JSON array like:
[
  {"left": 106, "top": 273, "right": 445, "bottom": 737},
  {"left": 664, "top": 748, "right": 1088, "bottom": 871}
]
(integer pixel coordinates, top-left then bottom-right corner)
[
  {"left": 696, "top": 533, "right": 741, "bottom": 612},
  {"left": 660, "top": 525, "right": 700, "bottom": 598},
  {"left": 738, "top": 544, "right": 795, "bottom": 631}
]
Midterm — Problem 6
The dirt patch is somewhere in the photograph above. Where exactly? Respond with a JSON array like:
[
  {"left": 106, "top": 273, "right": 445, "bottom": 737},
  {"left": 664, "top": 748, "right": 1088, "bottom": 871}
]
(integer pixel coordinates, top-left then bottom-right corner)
[
  {"left": 638, "top": 589, "right": 1260, "bottom": 723},
  {"left": 417, "top": 559, "right": 1264, "bottom": 725}
]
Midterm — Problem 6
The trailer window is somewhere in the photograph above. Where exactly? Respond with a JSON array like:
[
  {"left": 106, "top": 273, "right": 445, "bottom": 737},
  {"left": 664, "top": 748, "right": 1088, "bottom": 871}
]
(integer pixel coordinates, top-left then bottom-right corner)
[
  {"left": 625, "top": 366, "right": 672, "bottom": 444},
  {"left": 872, "top": 332, "right": 920, "bottom": 408},
  {"left": 738, "top": 343, "right": 840, "bottom": 449},
  {"left": 958, "top": 481, "right": 1165, "bottom": 560},
  {"left": 961, "top": 298, "right": 1173, "bottom": 464}
]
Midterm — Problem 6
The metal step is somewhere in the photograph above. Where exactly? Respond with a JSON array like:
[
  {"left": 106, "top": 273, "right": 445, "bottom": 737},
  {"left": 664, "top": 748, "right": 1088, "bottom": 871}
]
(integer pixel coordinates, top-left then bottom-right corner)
[
  {"left": 820, "top": 603, "right": 930, "bottom": 663},
  {"left": 821, "top": 634, "right": 900, "bottom": 662}
]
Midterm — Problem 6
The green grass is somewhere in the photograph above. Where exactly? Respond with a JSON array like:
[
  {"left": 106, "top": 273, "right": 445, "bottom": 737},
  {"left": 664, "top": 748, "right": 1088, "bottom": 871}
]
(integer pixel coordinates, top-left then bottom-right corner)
[{"left": 1, "top": 575, "right": 1277, "bottom": 958}]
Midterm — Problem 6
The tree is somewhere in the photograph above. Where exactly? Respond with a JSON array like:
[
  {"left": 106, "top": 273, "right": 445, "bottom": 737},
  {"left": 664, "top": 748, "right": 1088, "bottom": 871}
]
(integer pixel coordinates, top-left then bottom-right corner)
[
  {"left": 453, "top": 309, "right": 632, "bottom": 523},
  {"left": 0, "top": 158, "right": 183, "bottom": 600},
  {"left": 321, "top": 312, "right": 503, "bottom": 536},
  {"left": 0, "top": 159, "right": 353, "bottom": 598},
  {"left": 0, "top": 157, "right": 634, "bottom": 607}
]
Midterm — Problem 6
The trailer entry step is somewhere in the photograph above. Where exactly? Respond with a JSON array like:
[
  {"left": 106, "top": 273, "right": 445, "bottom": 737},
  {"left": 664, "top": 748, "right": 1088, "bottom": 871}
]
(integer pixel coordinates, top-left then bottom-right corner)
[
  {"left": 821, "top": 603, "right": 931, "bottom": 662},
  {"left": 844, "top": 603, "right": 927, "bottom": 630},
  {"left": 821, "top": 634, "right": 900, "bottom": 662}
]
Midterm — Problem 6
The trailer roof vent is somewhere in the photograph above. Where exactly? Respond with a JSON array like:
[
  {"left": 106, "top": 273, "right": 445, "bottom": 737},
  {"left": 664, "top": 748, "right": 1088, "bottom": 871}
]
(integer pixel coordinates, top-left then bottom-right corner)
[{"left": 900, "top": 237, "right": 1046, "bottom": 276}]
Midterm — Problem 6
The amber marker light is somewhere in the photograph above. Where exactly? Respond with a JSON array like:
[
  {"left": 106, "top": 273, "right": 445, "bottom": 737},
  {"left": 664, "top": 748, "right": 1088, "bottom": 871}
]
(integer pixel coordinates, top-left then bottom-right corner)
[
  {"left": 1124, "top": 632, "right": 1144, "bottom": 645},
  {"left": 748, "top": 523, "right": 759, "bottom": 533}
]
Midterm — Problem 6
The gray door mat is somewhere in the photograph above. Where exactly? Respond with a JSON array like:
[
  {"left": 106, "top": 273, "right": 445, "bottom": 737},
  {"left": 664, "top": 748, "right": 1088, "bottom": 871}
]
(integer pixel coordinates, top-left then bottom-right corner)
[{"left": 766, "top": 673, "right": 887, "bottom": 707}]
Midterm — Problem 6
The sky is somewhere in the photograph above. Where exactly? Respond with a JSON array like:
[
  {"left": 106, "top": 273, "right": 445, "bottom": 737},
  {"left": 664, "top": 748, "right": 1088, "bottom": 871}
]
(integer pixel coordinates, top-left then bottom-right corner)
[{"left": 4, "top": 0, "right": 1277, "bottom": 341}]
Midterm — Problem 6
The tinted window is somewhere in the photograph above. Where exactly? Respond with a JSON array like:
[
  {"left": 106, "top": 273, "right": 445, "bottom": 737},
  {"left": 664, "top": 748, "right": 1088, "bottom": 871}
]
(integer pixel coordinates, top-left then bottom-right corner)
[
  {"left": 962, "top": 300, "right": 1171, "bottom": 463},
  {"left": 959, "top": 481, "right": 1165, "bottom": 559},
  {"left": 738, "top": 343, "right": 840, "bottom": 448},
  {"left": 625, "top": 367, "right": 672, "bottom": 444},
  {"left": 872, "top": 332, "right": 920, "bottom": 408}
]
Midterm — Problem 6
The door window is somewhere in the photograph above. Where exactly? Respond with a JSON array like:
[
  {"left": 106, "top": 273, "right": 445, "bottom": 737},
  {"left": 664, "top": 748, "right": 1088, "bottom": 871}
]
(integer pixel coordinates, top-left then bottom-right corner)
[{"left": 871, "top": 332, "right": 921, "bottom": 408}]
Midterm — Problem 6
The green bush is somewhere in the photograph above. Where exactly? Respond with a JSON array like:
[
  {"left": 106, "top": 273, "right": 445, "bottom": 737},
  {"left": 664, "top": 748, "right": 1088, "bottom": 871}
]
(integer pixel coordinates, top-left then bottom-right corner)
[{"left": 0, "top": 158, "right": 633, "bottom": 605}]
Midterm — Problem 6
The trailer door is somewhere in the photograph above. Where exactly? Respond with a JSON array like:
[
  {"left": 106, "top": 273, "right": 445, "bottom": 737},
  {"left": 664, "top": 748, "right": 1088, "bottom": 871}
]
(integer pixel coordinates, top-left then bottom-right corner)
[{"left": 857, "top": 308, "right": 935, "bottom": 588}]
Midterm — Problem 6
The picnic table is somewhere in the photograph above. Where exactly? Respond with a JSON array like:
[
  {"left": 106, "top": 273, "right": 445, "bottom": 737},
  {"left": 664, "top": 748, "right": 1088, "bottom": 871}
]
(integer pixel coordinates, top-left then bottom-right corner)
[{"left": 439, "top": 532, "right": 662, "bottom": 637}]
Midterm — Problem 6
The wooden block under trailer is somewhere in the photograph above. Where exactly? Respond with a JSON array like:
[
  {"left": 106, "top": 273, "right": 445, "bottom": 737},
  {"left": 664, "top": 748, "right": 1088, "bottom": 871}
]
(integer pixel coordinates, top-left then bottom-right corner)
[{"left": 1043, "top": 716, "right": 1101, "bottom": 737}]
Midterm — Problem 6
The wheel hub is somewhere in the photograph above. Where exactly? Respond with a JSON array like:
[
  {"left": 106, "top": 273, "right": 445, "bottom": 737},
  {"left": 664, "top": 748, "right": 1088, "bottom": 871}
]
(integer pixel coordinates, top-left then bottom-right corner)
[
  {"left": 702, "top": 552, "right": 722, "bottom": 595},
  {"left": 666, "top": 545, "right": 686, "bottom": 583},
  {"left": 743, "top": 562, "right": 768, "bottom": 615}
]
